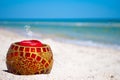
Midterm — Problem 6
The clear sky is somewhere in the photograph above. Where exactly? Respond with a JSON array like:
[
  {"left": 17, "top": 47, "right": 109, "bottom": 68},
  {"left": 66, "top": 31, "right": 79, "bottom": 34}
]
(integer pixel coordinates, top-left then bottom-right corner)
[{"left": 0, "top": 0, "right": 120, "bottom": 19}]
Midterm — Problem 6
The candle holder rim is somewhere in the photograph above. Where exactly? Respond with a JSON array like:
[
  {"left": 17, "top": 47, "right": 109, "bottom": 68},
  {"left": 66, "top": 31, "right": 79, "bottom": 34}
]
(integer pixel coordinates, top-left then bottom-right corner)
[{"left": 12, "top": 42, "right": 50, "bottom": 48}]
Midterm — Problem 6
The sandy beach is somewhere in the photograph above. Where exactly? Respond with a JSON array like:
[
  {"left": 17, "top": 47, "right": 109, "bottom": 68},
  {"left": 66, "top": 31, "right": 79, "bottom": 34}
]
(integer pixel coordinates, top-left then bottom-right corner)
[{"left": 0, "top": 28, "right": 120, "bottom": 80}]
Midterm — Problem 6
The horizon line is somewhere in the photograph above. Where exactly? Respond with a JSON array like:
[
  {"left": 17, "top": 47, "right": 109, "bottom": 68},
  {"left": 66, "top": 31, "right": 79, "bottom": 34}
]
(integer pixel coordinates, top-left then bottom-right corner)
[{"left": 0, "top": 18, "right": 120, "bottom": 22}]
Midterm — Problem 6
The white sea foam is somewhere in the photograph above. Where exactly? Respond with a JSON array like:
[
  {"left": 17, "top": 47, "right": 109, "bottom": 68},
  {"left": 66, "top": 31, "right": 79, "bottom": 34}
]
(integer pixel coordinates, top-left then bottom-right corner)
[{"left": 53, "top": 37, "right": 120, "bottom": 50}]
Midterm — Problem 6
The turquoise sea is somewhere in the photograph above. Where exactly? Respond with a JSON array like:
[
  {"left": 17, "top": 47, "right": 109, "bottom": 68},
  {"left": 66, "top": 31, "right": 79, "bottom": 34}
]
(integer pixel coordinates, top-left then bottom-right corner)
[{"left": 0, "top": 19, "right": 120, "bottom": 49}]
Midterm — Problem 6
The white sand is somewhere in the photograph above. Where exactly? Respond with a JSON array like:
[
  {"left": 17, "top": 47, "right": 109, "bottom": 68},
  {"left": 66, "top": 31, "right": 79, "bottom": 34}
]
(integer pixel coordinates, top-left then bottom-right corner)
[{"left": 0, "top": 28, "right": 120, "bottom": 80}]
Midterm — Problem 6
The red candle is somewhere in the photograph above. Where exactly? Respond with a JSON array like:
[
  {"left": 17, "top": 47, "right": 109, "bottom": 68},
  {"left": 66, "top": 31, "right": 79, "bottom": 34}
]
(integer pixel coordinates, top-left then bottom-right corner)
[{"left": 19, "top": 40, "right": 43, "bottom": 47}]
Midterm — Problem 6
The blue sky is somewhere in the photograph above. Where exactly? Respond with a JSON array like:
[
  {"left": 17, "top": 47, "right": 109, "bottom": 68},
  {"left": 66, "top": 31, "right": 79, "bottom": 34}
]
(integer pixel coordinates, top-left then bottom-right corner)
[{"left": 0, "top": 0, "right": 120, "bottom": 19}]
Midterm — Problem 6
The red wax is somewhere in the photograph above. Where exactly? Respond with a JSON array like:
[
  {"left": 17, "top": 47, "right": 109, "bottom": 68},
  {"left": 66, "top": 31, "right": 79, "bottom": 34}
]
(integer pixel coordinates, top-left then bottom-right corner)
[{"left": 19, "top": 40, "right": 43, "bottom": 47}]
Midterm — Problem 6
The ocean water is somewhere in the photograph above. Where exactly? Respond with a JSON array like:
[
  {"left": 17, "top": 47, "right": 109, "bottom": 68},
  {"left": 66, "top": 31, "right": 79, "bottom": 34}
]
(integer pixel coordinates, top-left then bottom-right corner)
[{"left": 0, "top": 19, "right": 120, "bottom": 49}]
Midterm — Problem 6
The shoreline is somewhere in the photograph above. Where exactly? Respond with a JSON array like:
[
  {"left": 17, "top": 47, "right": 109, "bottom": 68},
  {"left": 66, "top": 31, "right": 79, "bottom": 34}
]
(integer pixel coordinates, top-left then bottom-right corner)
[
  {"left": 1, "top": 27, "right": 120, "bottom": 50},
  {"left": 0, "top": 28, "right": 120, "bottom": 80}
]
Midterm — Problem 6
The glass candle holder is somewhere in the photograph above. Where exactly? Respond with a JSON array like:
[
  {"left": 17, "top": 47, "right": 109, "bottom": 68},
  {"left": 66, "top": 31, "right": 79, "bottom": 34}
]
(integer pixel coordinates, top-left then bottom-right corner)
[{"left": 6, "top": 40, "right": 53, "bottom": 75}]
